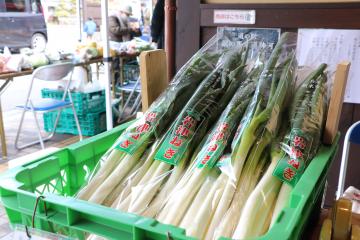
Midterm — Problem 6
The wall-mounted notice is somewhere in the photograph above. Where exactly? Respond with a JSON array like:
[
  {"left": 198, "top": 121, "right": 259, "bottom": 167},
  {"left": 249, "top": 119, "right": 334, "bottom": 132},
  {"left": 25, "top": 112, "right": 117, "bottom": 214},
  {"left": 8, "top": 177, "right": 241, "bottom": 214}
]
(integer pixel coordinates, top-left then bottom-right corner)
[
  {"left": 217, "top": 27, "right": 280, "bottom": 58},
  {"left": 214, "top": 10, "right": 256, "bottom": 25},
  {"left": 297, "top": 29, "right": 360, "bottom": 104}
]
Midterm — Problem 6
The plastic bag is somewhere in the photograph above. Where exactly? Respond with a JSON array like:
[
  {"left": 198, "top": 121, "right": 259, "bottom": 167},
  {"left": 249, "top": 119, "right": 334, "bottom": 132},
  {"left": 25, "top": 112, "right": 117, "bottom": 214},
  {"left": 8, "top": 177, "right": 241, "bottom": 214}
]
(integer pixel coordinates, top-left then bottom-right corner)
[
  {"left": 155, "top": 61, "right": 259, "bottom": 228},
  {"left": 220, "top": 36, "right": 329, "bottom": 240},
  {"left": 120, "top": 42, "right": 259, "bottom": 220},
  {"left": 5, "top": 54, "right": 24, "bottom": 72},
  {"left": 75, "top": 34, "right": 222, "bottom": 203},
  {"left": 206, "top": 32, "right": 297, "bottom": 240},
  {"left": 273, "top": 63, "right": 328, "bottom": 186}
]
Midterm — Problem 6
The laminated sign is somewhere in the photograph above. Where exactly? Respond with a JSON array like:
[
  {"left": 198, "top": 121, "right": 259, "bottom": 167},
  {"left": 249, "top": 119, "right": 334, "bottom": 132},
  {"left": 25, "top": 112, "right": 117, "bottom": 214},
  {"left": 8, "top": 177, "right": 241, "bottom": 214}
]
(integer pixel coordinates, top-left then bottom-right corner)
[
  {"left": 217, "top": 27, "right": 281, "bottom": 59},
  {"left": 273, "top": 129, "right": 313, "bottom": 186},
  {"left": 196, "top": 122, "right": 233, "bottom": 169},
  {"left": 155, "top": 111, "right": 204, "bottom": 165},
  {"left": 116, "top": 111, "right": 161, "bottom": 154}
]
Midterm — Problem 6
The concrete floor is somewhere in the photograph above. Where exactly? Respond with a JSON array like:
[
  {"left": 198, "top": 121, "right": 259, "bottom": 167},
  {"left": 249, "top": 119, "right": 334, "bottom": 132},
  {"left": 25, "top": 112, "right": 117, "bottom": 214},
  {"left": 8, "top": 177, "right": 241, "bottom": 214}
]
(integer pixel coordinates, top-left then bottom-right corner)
[{"left": 1, "top": 109, "right": 80, "bottom": 161}]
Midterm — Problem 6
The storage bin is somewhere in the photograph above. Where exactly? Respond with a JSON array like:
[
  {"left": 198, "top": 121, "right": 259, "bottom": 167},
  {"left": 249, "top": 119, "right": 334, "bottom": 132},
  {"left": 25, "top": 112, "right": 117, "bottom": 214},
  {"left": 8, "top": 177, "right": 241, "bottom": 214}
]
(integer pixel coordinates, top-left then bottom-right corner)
[
  {"left": 41, "top": 89, "right": 105, "bottom": 115},
  {"left": 43, "top": 111, "right": 106, "bottom": 137},
  {"left": 0, "top": 123, "right": 339, "bottom": 240}
]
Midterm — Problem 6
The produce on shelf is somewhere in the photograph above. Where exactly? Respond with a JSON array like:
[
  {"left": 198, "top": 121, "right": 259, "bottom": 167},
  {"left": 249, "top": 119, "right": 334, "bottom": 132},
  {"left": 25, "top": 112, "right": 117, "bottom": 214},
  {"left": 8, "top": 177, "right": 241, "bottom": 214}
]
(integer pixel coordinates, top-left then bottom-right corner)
[
  {"left": 181, "top": 33, "right": 296, "bottom": 240},
  {"left": 270, "top": 63, "right": 328, "bottom": 227},
  {"left": 72, "top": 32, "right": 332, "bottom": 240},
  {"left": 156, "top": 61, "right": 260, "bottom": 227},
  {"left": 232, "top": 64, "right": 328, "bottom": 239},
  {"left": 117, "top": 47, "right": 249, "bottom": 215},
  {"left": 76, "top": 38, "right": 221, "bottom": 203}
]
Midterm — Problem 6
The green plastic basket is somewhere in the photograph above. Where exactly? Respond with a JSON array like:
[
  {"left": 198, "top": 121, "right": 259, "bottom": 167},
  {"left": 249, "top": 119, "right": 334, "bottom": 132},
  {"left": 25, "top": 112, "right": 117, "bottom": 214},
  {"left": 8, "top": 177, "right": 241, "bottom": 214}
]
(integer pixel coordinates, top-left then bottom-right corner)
[
  {"left": 41, "top": 89, "right": 105, "bottom": 115},
  {"left": 43, "top": 111, "right": 106, "bottom": 137},
  {"left": 0, "top": 123, "right": 339, "bottom": 240}
]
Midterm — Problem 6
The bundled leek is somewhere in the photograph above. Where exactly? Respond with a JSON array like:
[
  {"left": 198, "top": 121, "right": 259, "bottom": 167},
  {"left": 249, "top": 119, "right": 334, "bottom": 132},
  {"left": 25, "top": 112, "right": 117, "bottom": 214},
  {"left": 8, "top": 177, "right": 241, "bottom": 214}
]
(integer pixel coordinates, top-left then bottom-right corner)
[
  {"left": 76, "top": 46, "right": 220, "bottom": 202},
  {"left": 181, "top": 33, "right": 296, "bottom": 240},
  {"left": 158, "top": 77, "right": 256, "bottom": 226},
  {"left": 232, "top": 64, "right": 328, "bottom": 240},
  {"left": 232, "top": 146, "right": 283, "bottom": 239},
  {"left": 271, "top": 63, "right": 328, "bottom": 227},
  {"left": 119, "top": 47, "right": 249, "bottom": 216}
]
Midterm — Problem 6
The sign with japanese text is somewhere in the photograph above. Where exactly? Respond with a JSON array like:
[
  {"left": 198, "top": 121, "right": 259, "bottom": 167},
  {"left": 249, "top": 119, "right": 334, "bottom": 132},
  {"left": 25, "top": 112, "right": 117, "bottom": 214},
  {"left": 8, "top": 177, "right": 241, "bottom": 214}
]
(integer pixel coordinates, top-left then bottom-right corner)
[
  {"left": 155, "top": 111, "right": 203, "bottom": 165},
  {"left": 196, "top": 122, "right": 232, "bottom": 169},
  {"left": 273, "top": 129, "right": 313, "bottom": 187},
  {"left": 115, "top": 111, "right": 159, "bottom": 154},
  {"left": 214, "top": 10, "right": 256, "bottom": 25}
]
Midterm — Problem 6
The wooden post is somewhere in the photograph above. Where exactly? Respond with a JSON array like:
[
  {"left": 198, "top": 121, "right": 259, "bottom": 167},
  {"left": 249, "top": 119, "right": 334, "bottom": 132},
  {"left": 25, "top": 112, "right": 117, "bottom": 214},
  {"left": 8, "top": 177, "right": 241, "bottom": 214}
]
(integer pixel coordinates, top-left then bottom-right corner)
[
  {"left": 165, "top": 0, "right": 176, "bottom": 81},
  {"left": 0, "top": 100, "right": 7, "bottom": 159},
  {"left": 323, "top": 61, "right": 351, "bottom": 145},
  {"left": 140, "top": 50, "right": 168, "bottom": 111}
]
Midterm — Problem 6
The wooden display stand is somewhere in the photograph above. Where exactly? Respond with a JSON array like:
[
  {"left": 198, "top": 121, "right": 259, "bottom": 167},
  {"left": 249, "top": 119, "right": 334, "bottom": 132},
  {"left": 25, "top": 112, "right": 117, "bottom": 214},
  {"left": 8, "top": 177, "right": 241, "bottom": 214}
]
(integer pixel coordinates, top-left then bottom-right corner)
[
  {"left": 323, "top": 62, "right": 351, "bottom": 145},
  {"left": 139, "top": 50, "right": 169, "bottom": 111}
]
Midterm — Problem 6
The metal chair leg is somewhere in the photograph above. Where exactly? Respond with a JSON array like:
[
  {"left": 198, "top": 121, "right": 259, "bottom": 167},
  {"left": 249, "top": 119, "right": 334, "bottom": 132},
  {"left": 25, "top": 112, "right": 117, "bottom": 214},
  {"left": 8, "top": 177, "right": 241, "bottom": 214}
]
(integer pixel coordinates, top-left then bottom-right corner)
[
  {"left": 118, "top": 79, "right": 140, "bottom": 121},
  {"left": 130, "top": 94, "right": 141, "bottom": 115},
  {"left": 337, "top": 128, "right": 352, "bottom": 199},
  {"left": 14, "top": 108, "right": 28, "bottom": 150},
  {"left": 15, "top": 108, "right": 67, "bottom": 150},
  {"left": 67, "top": 90, "right": 82, "bottom": 141},
  {"left": 71, "top": 105, "right": 83, "bottom": 141},
  {"left": 31, "top": 109, "right": 45, "bottom": 149}
]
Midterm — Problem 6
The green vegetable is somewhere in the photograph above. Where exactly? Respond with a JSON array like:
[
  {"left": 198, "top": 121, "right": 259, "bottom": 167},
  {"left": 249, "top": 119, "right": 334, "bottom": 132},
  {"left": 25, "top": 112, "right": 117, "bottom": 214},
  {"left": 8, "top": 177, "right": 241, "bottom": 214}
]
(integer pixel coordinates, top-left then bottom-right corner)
[{"left": 200, "top": 34, "right": 295, "bottom": 240}]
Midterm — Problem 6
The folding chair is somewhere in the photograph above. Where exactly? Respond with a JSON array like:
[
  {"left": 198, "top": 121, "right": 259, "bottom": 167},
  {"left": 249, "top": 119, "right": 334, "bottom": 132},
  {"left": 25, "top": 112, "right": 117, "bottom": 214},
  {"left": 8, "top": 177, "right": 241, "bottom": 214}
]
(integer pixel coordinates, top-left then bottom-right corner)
[
  {"left": 117, "top": 77, "right": 142, "bottom": 120},
  {"left": 336, "top": 121, "right": 360, "bottom": 199},
  {"left": 15, "top": 63, "right": 83, "bottom": 150}
]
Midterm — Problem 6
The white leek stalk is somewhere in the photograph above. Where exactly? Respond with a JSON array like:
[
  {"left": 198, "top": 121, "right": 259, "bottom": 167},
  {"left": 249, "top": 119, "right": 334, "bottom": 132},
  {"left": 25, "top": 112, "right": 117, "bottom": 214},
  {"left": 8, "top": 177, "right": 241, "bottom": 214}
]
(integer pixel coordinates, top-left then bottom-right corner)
[
  {"left": 232, "top": 153, "right": 282, "bottom": 239},
  {"left": 270, "top": 182, "right": 292, "bottom": 227},
  {"left": 77, "top": 150, "right": 125, "bottom": 200},
  {"left": 159, "top": 166, "right": 210, "bottom": 225},
  {"left": 211, "top": 151, "right": 267, "bottom": 240},
  {"left": 112, "top": 139, "right": 163, "bottom": 209},
  {"left": 185, "top": 172, "right": 228, "bottom": 239},
  {"left": 87, "top": 142, "right": 149, "bottom": 204}
]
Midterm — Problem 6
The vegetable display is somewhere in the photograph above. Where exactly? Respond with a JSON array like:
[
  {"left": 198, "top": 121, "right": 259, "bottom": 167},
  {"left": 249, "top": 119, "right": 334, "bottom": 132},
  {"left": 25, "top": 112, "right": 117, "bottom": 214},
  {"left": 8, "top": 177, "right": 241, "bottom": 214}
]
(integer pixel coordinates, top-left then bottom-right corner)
[{"left": 76, "top": 32, "right": 331, "bottom": 240}]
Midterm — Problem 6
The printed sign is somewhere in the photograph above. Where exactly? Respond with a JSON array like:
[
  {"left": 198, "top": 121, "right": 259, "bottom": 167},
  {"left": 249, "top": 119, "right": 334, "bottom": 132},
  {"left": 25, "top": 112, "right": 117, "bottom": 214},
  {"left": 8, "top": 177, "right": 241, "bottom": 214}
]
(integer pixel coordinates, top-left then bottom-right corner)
[
  {"left": 297, "top": 29, "right": 360, "bottom": 103},
  {"left": 155, "top": 111, "right": 203, "bottom": 165},
  {"left": 214, "top": 10, "right": 256, "bottom": 25},
  {"left": 273, "top": 129, "right": 313, "bottom": 187},
  {"left": 115, "top": 111, "right": 160, "bottom": 154},
  {"left": 217, "top": 27, "right": 281, "bottom": 59}
]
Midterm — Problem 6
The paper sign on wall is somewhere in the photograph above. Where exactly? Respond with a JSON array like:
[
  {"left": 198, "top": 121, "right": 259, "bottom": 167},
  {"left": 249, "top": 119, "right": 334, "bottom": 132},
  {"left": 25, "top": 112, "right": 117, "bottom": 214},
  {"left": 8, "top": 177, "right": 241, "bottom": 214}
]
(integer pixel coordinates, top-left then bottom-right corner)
[
  {"left": 214, "top": 10, "right": 256, "bottom": 25},
  {"left": 297, "top": 29, "right": 360, "bottom": 104}
]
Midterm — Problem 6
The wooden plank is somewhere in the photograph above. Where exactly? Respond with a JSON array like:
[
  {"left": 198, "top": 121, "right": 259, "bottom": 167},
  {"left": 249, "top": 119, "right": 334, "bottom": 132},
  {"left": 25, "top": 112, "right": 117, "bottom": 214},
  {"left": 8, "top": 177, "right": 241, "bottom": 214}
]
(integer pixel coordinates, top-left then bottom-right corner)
[
  {"left": 139, "top": 50, "right": 168, "bottom": 111},
  {"left": 203, "top": 0, "right": 360, "bottom": 4},
  {"left": 176, "top": 0, "right": 201, "bottom": 71},
  {"left": 0, "top": 101, "right": 6, "bottom": 159},
  {"left": 323, "top": 62, "right": 351, "bottom": 145},
  {"left": 200, "top": 5, "right": 360, "bottom": 29}
]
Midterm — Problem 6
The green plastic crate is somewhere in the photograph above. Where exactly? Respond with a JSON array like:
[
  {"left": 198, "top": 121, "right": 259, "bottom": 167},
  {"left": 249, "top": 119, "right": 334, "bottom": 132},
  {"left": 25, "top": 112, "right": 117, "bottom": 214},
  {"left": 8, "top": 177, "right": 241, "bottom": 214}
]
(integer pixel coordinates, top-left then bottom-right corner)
[
  {"left": 43, "top": 111, "right": 106, "bottom": 136},
  {"left": 0, "top": 123, "right": 339, "bottom": 240},
  {"left": 41, "top": 89, "right": 105, "bottom": 115}
]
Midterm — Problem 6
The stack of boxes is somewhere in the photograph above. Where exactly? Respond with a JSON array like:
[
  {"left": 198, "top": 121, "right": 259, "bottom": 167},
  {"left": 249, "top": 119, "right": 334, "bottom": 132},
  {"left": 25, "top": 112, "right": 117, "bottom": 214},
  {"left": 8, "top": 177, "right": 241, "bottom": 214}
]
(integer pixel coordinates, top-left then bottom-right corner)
[{"left": 42, "top": 89, "right": 106, "bottom": 136}]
